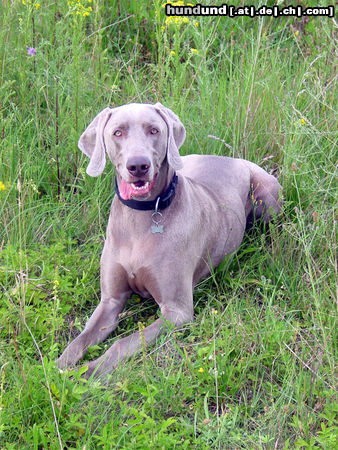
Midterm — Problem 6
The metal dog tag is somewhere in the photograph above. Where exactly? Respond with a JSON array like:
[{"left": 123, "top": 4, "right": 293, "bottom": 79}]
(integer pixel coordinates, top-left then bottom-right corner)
[
  {"left": 151, "top": 224, "right": 163, "bottom": 234},
  {"left": 151, "top": 197, "right": 163, "bottom": 233}
]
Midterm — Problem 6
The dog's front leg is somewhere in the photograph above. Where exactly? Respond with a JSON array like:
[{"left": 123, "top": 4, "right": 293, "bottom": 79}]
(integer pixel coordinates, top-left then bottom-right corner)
[
  {"left": 83, "top": 287, "right": 194, "bottom": 378},
  {"left": 56, "top": 292, "right": 130, "bottom": 368},
  {"left": 57, "top": 245, "right": 131, "bottom": 369}
]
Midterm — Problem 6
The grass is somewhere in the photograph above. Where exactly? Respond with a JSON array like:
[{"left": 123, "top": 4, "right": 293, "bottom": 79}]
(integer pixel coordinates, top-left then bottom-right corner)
[{"left": 0, "top": 0, "right": 336, "bottom": 448}]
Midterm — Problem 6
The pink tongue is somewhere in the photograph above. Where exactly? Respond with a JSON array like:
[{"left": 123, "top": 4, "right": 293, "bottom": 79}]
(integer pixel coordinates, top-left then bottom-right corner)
[{"left": 120, "top": 179, "right": 134, "bottom": 200}]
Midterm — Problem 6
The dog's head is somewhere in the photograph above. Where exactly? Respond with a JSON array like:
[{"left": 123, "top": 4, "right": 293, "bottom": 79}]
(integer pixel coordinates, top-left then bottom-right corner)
[{"left": 78, "top": 103, "right": 186, "bottom": 200}]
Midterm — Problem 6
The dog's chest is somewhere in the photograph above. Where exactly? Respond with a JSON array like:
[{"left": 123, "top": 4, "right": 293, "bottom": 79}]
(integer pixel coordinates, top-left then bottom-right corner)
[{"left": 117, "top": 240, "right": 158, "bottom": 298}]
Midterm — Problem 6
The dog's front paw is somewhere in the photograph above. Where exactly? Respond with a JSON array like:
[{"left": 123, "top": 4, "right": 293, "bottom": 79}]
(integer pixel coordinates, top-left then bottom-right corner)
[
  {"left": 81, "top": 361, "right": 97, "bottom": 379},
  {"left": 81, "top": 357, "right": 111, "bottom": 379},
  {"left": 55, "top": 354, "right": 69, "bottom": 370}
]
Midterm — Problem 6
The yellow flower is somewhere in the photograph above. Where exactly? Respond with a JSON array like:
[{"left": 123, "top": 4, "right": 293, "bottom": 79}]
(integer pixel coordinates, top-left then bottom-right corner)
[
  {"left": 300, "top": 118, "right": 306, "bottom": 125},
  {"left": 294, "top": 30, "right": 299, "bottom": 37},
  {"left": 35, "top": 3, "right": 40, "bottom": 8},
  {"left": 162, "top": 0, "right": 185, "bottom": 6},
  {"left": 211, "top": 309, "right": 218, "bottom": 314},
  {"left": 198, "top": 367, "right": 204, "bottom": 373},
  {"left": 190, "top": 48, "right": 199, "bottom": 54},
  {"left": 0, "top": 182, "right": 6, "bottom": 191},
  {"left": 194, "top": 21, "right": 199, "bottom": 27},
  {"left": 68, "top": 0, "right": 92, "bottom": 17},
  {"left": 135, "top": 297, "right": 141, "bottom": 303},
  {"left": 165, "top": 15, "right": 189, "bottom": 28},
  {"left": 170, "top": 50, "right": 176, "bottom": 56}
]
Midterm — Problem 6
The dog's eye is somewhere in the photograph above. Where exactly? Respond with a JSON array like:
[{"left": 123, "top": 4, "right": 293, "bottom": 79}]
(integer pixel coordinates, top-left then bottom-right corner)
[
  {"left": 113, "top": 130, "right": 122, "bottom": 137},
  {"left": 150, "top": 128, "right": 159, "bottom": 135}
]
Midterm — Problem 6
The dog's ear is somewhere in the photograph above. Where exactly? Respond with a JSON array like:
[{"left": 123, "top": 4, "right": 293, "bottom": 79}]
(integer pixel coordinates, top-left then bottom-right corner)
[
  {"left": 154, "top": 102, "right": 185, "bottom": 170},
  {"left": 78, "top": 107, "right": 112, "bottom": 176}
]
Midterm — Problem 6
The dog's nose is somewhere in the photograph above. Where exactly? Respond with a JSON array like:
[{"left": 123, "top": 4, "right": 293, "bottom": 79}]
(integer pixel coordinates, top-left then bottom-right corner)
[{"left": 127, "top": 156, "right": 151, "bottom": 177}]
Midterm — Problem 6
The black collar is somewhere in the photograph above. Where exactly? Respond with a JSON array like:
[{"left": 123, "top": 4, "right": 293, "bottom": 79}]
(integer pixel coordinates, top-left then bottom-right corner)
[{"left": 115, "top": 174, "right": 178, "bottom": 211}]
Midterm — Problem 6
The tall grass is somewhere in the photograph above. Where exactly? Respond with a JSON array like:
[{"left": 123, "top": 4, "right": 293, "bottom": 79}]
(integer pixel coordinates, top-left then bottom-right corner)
[{"left": 0, "top": 0, "right": 336, "bottom": 448}]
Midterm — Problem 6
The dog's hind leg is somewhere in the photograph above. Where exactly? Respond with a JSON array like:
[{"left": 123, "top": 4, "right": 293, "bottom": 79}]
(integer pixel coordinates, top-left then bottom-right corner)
[{"left": 245, "top": 161, "right": 282, "bottom": 230}]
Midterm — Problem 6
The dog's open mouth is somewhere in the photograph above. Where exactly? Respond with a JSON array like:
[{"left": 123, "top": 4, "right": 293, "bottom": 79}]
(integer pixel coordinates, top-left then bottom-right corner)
[{"left": 120, "top": 175, "right": 157, "bottom": 200}]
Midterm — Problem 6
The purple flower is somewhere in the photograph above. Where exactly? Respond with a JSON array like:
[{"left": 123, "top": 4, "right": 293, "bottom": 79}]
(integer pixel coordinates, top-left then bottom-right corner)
[{"left": 27, "top": 47, "right": 36, "bottom": 56}]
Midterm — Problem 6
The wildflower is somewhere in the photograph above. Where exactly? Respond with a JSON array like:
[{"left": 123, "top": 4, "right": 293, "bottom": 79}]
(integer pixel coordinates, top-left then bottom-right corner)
[
  {"left": 190, "top": 48, "right": 199, "bottom": 54},
  {"left": 164, "top": 6, "right": 190, "bottom": 28},
  {"left": 135, "top": 297, "right": 141, "bottom": 303},
  {"left": 162, "top": 1, "right": 186, "bottom": 6},
  {"left": 53, "top": 278, "right": 59, "bottom": 300},
  {"left": 165, "top": 16, "right": 190, "bottom": 27},
  {"left": 211, "top": 309, "right": 218, "bottom": 314},
  {"left": 294, "top": 30, "right": 299, "bottom": 37},
  {"left": 0, "top": 182, "right": 6, "bottom": 191},
  {"left": 27, "top": 47, "right": 36, "bottom": 56},
  {"left": 198, "top": 367, "right": 204, "bottom": 373},
  {"left": 22, "top": 0, "right": 40, "bottom": 6},
  {"left": 194, "top": 21, "right": 199, "bottom": 27},
  {"left": 68, "top": 0, "right": 92, "bottom": 17},
  {"left": 300, "top": 118, "right": 306, "bottom": 125},
  {"left": 27, "top": 179, "right": 39, "bottom": 193},
  {"left": 170, "top": 50, "right": 176, "bottom": 56}
]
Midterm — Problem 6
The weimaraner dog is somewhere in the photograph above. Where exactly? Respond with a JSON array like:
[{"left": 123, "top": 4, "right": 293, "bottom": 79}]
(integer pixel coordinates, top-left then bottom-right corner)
[{"left": 57, "top": 102, "right": 282, "bottom": 377}]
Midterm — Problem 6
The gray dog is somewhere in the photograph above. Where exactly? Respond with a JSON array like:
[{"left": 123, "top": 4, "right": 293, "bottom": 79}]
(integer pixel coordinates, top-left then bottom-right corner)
[{"left": 57, "top": 102, "right": 282, "bottom": 377}]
